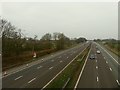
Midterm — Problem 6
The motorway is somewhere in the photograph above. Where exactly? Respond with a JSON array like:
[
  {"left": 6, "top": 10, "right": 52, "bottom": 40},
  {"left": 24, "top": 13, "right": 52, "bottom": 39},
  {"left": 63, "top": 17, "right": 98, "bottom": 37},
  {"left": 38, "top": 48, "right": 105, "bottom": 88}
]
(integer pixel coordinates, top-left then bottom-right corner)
[
  {"left": 76, "top": 42, "right": 119, "bottom": 88},
  {"left": 2, "top": 42, "right": 90, "bottom": 88}
]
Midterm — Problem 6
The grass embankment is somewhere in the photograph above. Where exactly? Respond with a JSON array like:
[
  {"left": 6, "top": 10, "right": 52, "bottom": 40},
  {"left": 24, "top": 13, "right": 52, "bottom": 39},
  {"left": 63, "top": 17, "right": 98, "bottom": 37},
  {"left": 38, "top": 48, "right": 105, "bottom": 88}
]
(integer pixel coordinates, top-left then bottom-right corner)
[
  {"left": 104, "top": 45, "right": 120, "bottom": 57},
  {"left": 2, "top": 43, "right": 80, "bottom": 71},
  {"left": 46, "top": 45, "right": 91, "bottom": 88},
  {"left": 3, "top": 49, "right": 56, "bottom": 71}
]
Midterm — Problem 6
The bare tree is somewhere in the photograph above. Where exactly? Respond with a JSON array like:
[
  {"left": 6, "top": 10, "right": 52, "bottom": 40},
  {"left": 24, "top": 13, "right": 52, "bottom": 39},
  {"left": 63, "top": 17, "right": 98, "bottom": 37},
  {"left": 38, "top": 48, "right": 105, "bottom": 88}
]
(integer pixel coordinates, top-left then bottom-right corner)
[{"left": 41, "top": 33, "right": 52, "bottom": 49}]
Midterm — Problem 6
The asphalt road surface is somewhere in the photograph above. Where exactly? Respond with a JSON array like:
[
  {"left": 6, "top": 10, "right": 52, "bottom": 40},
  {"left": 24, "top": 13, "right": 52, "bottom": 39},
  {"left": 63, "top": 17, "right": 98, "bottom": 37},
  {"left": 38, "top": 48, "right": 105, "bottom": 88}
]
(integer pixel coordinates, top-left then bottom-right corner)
[
  {"left": 76, "top": 42, "right": 119, "bottom": 88},
  {"left": 2, "top": 42, "right": 90, "bottom": 88}
]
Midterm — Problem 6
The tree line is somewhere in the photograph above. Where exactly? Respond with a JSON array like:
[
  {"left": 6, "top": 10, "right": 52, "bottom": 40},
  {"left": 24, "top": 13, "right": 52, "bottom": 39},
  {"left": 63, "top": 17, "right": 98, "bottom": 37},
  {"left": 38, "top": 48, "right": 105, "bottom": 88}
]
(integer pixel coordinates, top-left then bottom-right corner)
[{"left": 0, "top": 17, "right": 87, "bottom": 70}]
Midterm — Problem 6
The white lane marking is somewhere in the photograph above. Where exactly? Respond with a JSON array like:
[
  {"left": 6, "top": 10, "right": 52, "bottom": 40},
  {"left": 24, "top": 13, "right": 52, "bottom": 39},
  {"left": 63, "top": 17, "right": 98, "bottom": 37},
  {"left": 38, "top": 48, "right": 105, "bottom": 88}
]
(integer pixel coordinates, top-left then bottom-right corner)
[
  {"left": 60, "top": 61, "right": 63, "bottom": 63},
  {"left": 67, "top": 57, "right": 69, "bottom": 58},
  {"left": 2, "top": 64, "right": 34, "bottom": 78},
  {"left": 96, "top": 43, "right": 120, "bottom": 65},
  {"left": 28, "top": 78, "right": 36, "bottom": 84},
  {"left": 97, "top": 76, "right": 99, "bottom": 82},
  {"left": 49, "top": 67, "right": 53, "bottom": 70},
  {"left": 59, "top": 56, "right": 61, "bottom": 58},
  {"left": 109, "top": 68, "right": 112, "bottom": 71},
  {"left": 42, "top": 59, "right": 44, "bottom": 60},
  {"left": 42, "top": 44, "right": 88, "bottom": 90},
  {"left": 96, "top": 66, "right": 98, "bottom": 69},
  {"left": 14, "top": 76, "right": 23, "bottom": 80},
  {"left": 116, "top": 80, "right": 120, "bottom": 86},
  {"left": 0, "top": 54, "right": 1, "bottom": 56},
  {"left": 37, "top": 66, "right": 43, "bottom": 69},
  {"left": 106, "top": 61, "right": 108, "bottom": 64},
  {"left": 51, "top": 60, "right": 54, "bottom": 62},
  {"left": 2, "top": 43, "right": 85, "bottom": 79},
  {"left": 74, "top": 47, "right": 91, "bottom": 89},
  {"left": 26, "top": 64, "right": 28, "bottom": 67},
  {"left": 96, "top": 60, "right": 97, "bottom": 63}
]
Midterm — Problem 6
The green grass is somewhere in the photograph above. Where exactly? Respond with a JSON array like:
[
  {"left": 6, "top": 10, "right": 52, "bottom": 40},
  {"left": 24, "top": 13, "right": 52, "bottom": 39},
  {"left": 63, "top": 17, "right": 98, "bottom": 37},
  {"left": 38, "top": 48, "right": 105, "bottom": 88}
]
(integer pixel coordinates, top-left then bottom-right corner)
[
  {"left": 46, "top": 46, "right": 90, "bottom": 88},
  {"left": 105, "top": 45, "right": 120, "bottom": 57},
  {"left": 3, "top": 43, "right": 81, "bottom": 71}
]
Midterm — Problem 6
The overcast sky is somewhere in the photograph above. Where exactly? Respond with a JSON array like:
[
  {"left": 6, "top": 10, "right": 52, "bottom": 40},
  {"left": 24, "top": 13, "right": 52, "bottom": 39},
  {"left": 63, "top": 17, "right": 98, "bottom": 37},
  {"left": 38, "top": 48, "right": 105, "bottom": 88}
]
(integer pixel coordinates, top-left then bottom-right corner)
[{"left": 1, "top": 2, "right": 118, "bottom": 40}]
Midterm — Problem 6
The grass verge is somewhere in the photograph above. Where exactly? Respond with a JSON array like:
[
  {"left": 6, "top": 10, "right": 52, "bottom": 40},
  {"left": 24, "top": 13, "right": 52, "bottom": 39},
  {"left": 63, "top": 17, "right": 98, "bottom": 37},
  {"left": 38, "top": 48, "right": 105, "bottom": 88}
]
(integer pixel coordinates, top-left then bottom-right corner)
[
  {"left": 104, "top": 45, "right": 119, "bottom": 57},
  {"left": 3, "top": 43, "right": 81, "bottom": 71},
  {"left": 46, "top": 45, "right": 91, "bottom": 88}
]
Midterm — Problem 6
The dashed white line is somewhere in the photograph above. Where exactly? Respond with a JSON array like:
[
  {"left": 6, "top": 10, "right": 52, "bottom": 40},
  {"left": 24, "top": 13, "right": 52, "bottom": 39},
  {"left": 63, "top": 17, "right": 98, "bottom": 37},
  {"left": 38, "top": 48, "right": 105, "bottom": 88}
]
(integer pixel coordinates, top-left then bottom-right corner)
[
  {"left": 96, "top": 43, "right": 120, "bottom": 65},
  {"left": 96, "top": 66, "right": 98, "bottom": 69},
  {"left": 96, "top": 60, "right": 97, "bottom": 63},
  {"left": 109, "top": 68, "right": 112, "bottom": 71},
  {"left": 15, "top": 76, "right": 23, "bottom": 80},
  {"left": 42, "top": 44, "right": 88, "bottom": 90},
  {"left": 37, "top": 66, "right": 43, "bottom": 69},
  {"left": 116, "top": 80, "right": 120, "bottom": 86},
  {"left": 59, "top": 56, "right": 61, "bottom": 58},
  {"left": 97, "top": 76, "right": 99, "bottom": 82},
  {"left": 104, "top": 57, "right": 105, "bottom": 59},
  {"left": 28, "top": 78, "right": 36, "bottom": 84},
  {"left": 51, "top": 60, "right": 54, "bottom": 62},
  {"left": 60, "top": 61, "right": 63, "bottom": 63},
  {"left": 26, "top": 64, "right": 28, "bottom": 67},
  {"left": 106, "top": 61, "right": 108, "bottom": 64},
  {"left": 49, "top": 67, "right": 53, "bottom": 70},
  {"left": 67, "top": 57, "right": 69, "bottom": 58}
]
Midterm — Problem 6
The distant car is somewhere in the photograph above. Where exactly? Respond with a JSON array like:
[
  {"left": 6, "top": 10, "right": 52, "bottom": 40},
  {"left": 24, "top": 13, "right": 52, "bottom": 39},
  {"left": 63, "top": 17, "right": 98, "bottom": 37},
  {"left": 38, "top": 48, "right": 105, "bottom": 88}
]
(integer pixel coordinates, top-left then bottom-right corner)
[
  {"left": 96, "top": 50, "right": 100, "bottom": 54},
  {"left": 90, "top": 54, "right": 95, "bottom": 59}
]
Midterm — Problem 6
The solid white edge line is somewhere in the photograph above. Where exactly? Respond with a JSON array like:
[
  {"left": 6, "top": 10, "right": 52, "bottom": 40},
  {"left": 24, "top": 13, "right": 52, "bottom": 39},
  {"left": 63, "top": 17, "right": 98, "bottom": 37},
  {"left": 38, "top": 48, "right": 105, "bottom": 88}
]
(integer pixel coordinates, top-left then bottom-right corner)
[
  {"left": 109, "top": 68, "right": 112, "bottom": 71},
  {"left": 116, "top": 80, "right": 120, "bottom": 86},
  {"left": 96, "top": 43, "right": 120, "bottom": 65},
  {"left": 14, "top": 75, "right": 23, "bottom": 80},
  {"left": 41, "top": 45, "right": 88, "bottom": 90},
  {"left": 49, "top": 67, "right": 53, "bottom": 70},
  {"left": 2, "top": 67, "right": 29, "bottom": 78},
  {"left": 2, "top": 43, "right": 86, "bottom": 79},
  {"left": 2, "top": 59, "right": 44, "bottom": 78},
  {"left": 97, "top": 76, "right": 99, "bottom": 82},
  {"left": 74, "top": 47, "right": 91, "bottom": 89},
  {"left": 28, "top": 78, "right": 36, "bottom": 84}
]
